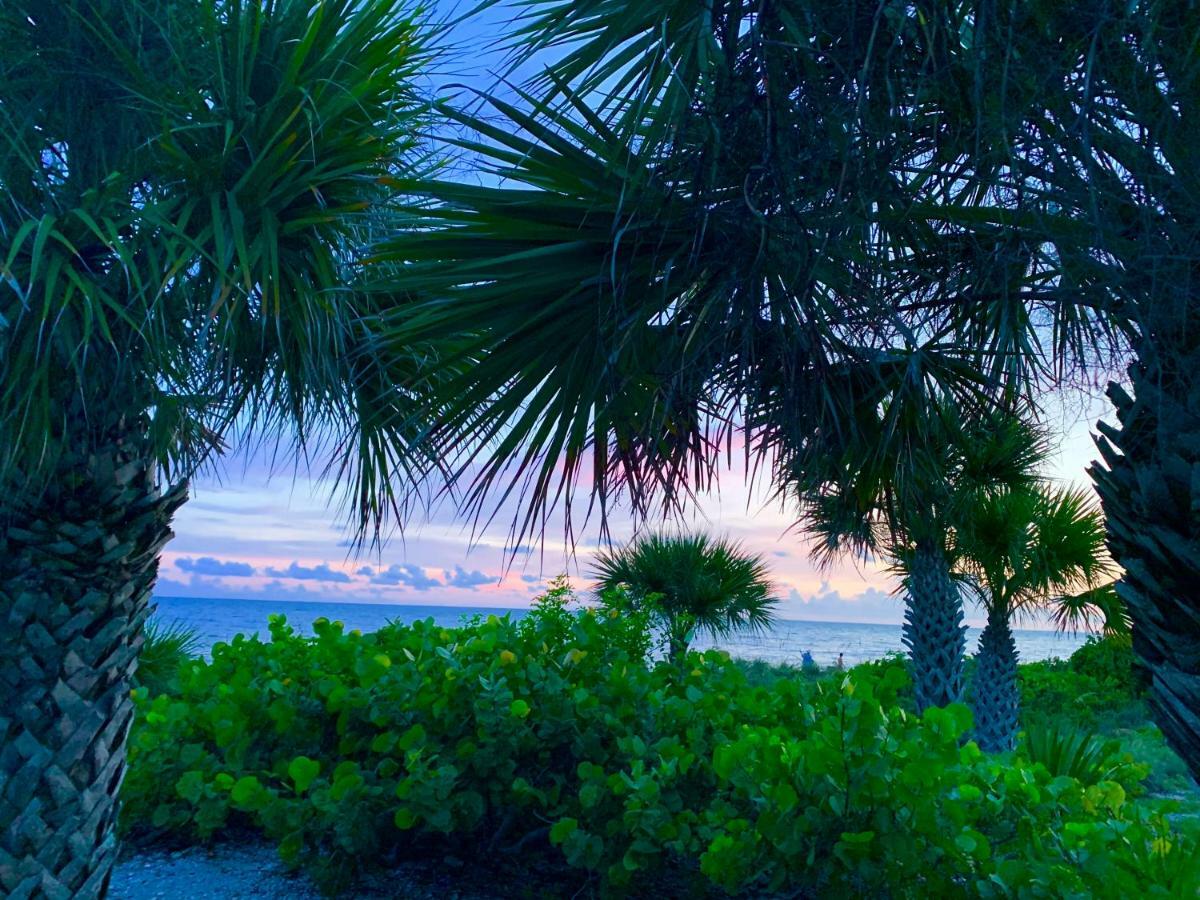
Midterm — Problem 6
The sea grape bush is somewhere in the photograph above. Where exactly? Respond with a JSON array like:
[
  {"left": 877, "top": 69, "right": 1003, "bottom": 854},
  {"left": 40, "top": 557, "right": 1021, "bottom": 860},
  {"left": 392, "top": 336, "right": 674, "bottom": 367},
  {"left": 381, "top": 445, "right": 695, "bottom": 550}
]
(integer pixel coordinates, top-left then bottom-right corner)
[
  {"left": 1018, "top": 635, "right": 1145, "bottom": 733},
  {"left": 1068, "top": 634, "right": 1141, "bottom": 696},
  {"left": 123, "top": 589, "right": 1196, "bottom": 896}
]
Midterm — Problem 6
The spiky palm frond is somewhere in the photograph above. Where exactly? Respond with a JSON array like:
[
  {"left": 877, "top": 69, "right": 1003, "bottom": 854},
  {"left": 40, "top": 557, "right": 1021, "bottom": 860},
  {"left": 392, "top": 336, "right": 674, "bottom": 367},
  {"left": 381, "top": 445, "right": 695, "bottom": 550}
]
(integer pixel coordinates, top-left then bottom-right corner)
[
  {"left": 957, "top": 481, "right": 1116, "bottom": 628},
  {"left": 799, "top": 485, "right": 891, "bottom": 572},
  {"left": 591, "top": 532, "right": 777, "bottom": 652},
  {"left": 1021, "top": 725, "right": 1126, "bottom": 786},
  {"left": 136, "top": 619, "right": 201, "bottom": 695},
  {"left": 369, "top": 0, "right": 1049, "bottom": 545},
  {"left": 1024, "top": 487, "right": 1113, "bottom": 596},
  {"left": 0, "top": 0, "right": 443, "bottom": 542},
  {"left": 1050, "top": 583, "right": 1130, "bottom": 638},
  {"left": 369, "top": 83, "right": 730, "bottom": 535},
  {"left": 797, "top": 406, "right": 1049, "bottom": 565}
]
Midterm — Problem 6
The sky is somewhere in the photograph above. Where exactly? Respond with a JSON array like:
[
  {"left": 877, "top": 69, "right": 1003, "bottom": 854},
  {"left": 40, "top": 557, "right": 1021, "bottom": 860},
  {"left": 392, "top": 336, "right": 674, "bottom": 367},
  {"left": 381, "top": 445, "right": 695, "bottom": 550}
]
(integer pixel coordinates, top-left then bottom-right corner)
[
  {"left": 154, "top": 3, "right": 1118, "bottom": 626},
  {"left": 157, "top": 394, "right": 1112, "bottom": 625}
]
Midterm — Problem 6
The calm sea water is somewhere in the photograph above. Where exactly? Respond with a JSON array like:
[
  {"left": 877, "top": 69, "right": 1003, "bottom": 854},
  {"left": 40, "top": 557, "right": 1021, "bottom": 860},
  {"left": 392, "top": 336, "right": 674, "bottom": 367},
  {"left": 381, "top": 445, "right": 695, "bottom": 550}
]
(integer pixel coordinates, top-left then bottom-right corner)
[{"left": 153, "top": 595, "right": 1087, "bottom": 667}]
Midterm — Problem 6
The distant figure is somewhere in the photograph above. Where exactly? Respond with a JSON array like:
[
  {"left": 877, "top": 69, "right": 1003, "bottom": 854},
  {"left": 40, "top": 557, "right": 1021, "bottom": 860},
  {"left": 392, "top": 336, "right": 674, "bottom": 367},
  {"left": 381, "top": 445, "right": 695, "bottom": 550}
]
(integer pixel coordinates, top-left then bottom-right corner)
[
  {"left": 836, "top": 652, "right": 845, "bottom": 670},
  {"left": 801, "top": 650, "right": 816, "bottom": 671}
]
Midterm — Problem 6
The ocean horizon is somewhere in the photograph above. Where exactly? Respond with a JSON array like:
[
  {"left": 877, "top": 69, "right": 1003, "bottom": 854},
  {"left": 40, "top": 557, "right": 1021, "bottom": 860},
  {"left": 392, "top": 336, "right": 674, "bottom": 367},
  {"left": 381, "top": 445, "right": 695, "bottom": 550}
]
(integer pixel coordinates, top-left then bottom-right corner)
[{"left": 152, "top": 594, "right": 1089, "bottom": 667}]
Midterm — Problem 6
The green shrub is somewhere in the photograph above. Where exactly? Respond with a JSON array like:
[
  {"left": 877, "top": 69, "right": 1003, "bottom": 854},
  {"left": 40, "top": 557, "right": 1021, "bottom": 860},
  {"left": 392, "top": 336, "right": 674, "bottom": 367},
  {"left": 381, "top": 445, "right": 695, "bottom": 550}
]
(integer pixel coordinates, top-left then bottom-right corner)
[
  {"left": 122, "top": 592, "right": 1197, "bottom": 897},
  {"left": 732, "top": 658, "right": 828, "bottom": 689},
  {"left": 1069, "top": 634, "right": 1140, "bottom": 695},
  {"left": 1018, "top": 649, "right": 1143, "bottom": 734}
]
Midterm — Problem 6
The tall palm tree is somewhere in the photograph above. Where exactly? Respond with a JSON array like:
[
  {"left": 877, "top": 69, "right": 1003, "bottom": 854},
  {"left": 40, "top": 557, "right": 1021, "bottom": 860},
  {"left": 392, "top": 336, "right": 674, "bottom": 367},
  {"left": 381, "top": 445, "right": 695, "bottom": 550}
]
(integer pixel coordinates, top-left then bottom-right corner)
[
  {"left": 923, "top": 0, "right": 1200, "bottom": 778},
  {"left": 957, "top": 486, "right": 1121, "bottom": 752},
  {"left": 799, "top": 411, "right": 1045, "bottom": 714},
  {"left": 591, "top": 533, "right": 777, "bottom": 660},
  {"left": 0, "top": 2, "right": 441, "bottom": 894}
]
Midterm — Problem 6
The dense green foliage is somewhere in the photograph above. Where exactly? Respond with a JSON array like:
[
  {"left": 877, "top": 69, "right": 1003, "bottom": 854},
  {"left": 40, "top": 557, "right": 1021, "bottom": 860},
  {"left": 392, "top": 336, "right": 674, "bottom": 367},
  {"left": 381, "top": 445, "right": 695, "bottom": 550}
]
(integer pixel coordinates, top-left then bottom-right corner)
[
  {"left": 1019, "top": 636, "right": 1143, "bottom": 734},
  {"left": 1016, "top": 636, "right": 1196, "bottom": 805},
  {"left": 123, "top": 599, "right": 1196, "bottom": 896}
]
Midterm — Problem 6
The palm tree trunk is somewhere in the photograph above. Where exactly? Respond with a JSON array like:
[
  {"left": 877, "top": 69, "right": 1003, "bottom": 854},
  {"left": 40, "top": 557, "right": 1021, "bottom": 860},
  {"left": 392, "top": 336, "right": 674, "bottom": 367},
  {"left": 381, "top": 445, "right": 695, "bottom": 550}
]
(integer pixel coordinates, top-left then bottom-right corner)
[
  {"left": 971, "top": 607, "right": 1019, "bottom": 752},
  {"left": 1092, "top": 354, "right": 1200, "bottom": 780},
  {"left": 902, "top": 540, "right": 967, "bottom": 713},
  {"left": 0, "top": 429, "right": 185, "bottom": 899},
  {"left": 666, "top": 619, "right": 689, "bottom": 663}
]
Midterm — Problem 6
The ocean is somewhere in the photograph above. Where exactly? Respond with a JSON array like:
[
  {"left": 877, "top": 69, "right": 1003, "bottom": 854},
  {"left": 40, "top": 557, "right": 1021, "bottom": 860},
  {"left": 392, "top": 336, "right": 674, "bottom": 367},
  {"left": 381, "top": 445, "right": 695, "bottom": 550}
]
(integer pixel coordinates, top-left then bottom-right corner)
[{"left": 152, "top": 595, "right": 1089, "bottom": 667}]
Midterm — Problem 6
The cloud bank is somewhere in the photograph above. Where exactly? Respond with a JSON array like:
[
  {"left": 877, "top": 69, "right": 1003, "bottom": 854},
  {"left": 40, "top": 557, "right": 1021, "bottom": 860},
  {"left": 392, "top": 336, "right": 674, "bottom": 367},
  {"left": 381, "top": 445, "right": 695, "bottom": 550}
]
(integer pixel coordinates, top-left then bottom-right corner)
[
  {"left": 176, "top": 556, "right": 255, "bottom": 577},
  {"left": 264, "top": 562, "right": 353, "bottom": 583},
  {"left": 371, "top": 564, "right": 442, "bottom": 591}
]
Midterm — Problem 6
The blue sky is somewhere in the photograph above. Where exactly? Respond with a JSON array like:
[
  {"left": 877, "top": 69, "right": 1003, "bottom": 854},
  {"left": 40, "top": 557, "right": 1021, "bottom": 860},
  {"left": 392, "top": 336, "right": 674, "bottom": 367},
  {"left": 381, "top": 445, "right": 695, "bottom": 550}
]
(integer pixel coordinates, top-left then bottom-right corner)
[{"left": 154, "top": 2, "right": 1115, "bottom": 625}]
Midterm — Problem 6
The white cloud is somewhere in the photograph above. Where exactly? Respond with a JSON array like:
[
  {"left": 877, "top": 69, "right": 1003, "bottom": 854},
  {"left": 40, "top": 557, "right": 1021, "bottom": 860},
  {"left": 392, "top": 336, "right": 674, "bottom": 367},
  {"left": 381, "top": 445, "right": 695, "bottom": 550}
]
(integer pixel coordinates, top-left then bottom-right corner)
[
  {"left": 177, "top": 556, "right": 256, "bottom": 577},
  {"left": 444, "top": 566, "right": 493, "bottom": 590}
]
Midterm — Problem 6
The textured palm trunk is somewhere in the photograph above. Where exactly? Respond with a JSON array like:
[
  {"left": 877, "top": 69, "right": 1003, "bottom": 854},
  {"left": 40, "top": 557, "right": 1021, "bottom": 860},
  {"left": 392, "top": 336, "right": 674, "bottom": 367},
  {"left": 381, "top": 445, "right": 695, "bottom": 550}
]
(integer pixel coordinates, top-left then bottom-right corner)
[
  {"left": 0, "top": 428, "right": 185, "bottom": 899},
  {"left": 1091, "top": 350, "right": 1200, "bottom": 781},
  {"left": 971, "top": 607, "right": 1019, "bottom": 752},
  {"left": 902, "top": 541, "right": 967, "bottom": 713}
]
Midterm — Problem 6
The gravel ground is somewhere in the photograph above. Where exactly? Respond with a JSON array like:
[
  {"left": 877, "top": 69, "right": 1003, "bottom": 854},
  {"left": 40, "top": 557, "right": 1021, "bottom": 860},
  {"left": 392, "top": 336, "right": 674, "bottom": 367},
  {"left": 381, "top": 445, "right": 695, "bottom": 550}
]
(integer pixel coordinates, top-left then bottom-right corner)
[
  {"left": 109, "top": 843, "right": 323, "bottom": 900},
  {"left": 109, "top": 841, "right": 556, "bottom": 899},
  {"left": 110, "top": 839, "right": 715, "bottom": 899}
]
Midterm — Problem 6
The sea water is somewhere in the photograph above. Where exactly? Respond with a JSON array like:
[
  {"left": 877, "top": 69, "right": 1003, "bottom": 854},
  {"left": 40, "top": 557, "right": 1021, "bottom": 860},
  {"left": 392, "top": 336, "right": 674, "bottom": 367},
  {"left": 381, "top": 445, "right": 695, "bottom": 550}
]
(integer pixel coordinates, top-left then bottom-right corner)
[{"left": 152, "top": 595, "right": 1088, "bottom": 667}]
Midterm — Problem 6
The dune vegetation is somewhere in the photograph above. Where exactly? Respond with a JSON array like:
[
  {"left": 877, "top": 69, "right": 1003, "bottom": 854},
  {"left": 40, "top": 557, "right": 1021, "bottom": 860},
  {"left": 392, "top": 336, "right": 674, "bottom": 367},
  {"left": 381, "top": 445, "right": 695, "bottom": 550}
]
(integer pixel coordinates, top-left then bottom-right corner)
[{"left": 121, "top": 585, "right": 1197, "bottom": 897}]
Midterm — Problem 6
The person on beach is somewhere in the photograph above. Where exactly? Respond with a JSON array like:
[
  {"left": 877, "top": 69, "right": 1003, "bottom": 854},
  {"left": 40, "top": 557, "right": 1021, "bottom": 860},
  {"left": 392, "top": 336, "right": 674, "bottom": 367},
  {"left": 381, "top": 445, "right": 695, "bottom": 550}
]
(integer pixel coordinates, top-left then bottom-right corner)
[
  {"left": 836, "top": 653, "right": 845, "bottom": 670},
  {"left": 801, "top": 650, "right": 816, "bottom": 671}
]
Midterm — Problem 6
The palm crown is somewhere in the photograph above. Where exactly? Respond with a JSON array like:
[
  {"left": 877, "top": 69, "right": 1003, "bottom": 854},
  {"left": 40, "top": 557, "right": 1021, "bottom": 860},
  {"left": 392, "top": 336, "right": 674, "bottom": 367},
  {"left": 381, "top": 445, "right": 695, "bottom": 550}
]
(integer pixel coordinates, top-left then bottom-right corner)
[
  {"left": 957, "top": 485, "right": 1123, "bottom": 636},
  {"left": 370, "top": 1, "right": 1055, "bottom": 542},
  {"left": 0, "top": 0, "right": 441, "bottom": 538},
  {"left": 592, "top": 533, "right": 778, "bottom": 659}
]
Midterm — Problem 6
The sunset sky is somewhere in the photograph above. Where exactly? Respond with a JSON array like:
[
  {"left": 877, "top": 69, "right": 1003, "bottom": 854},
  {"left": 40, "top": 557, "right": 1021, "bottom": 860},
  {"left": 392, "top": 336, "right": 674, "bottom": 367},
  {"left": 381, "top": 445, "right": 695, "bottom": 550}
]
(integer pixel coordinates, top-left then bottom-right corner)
[
  {"left": 156, "top": 393, "right": 1109, "bottom": 625},
  {"left": 154, "top": 4, "right": 1116, "bottom": 626}
]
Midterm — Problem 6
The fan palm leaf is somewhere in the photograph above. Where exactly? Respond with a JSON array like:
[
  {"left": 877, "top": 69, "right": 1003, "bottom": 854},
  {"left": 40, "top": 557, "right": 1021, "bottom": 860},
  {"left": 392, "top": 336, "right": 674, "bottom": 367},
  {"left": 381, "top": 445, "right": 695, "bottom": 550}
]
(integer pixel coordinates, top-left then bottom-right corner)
[
  {"left": 592, "top": 532, "right": 777, "bottom": 658},
  {"left": 0, "top": 0, "right": 448, "bottom": 537}
]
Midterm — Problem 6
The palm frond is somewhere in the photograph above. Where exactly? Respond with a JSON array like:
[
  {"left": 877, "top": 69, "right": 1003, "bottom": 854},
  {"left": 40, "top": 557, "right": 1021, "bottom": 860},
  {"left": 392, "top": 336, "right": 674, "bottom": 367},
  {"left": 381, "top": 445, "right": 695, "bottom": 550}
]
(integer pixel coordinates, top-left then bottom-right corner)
[
  {"left": 0, "top": 0, "right": 446, "bottom": 543},
  {"left": 1050, "top": 582, "right": 1130, "bottom": 638},
  {"left": 371, "top": 0, "right": 1057, "bottom": 545}
]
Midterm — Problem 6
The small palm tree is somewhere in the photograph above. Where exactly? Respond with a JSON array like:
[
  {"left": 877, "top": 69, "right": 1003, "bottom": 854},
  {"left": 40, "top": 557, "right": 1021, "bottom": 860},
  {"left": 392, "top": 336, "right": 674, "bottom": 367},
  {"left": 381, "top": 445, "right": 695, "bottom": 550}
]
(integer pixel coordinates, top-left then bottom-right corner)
[
  {"left": 958, "top": 485, "right": 1120, "bottom": 751},
  {"left": 592, "top": 534, "right": 777, "bottom": 661}
]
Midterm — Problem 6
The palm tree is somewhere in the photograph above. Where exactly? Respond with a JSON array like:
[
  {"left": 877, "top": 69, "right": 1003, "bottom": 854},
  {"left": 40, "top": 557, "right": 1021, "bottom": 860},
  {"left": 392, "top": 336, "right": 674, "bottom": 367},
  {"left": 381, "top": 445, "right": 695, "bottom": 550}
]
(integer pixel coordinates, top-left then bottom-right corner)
[
  {"left": 799, "top": 411, "right": 1045, "bottom": 714},
  {"left": 0, "top": 1, "right": 441, "bottom": 893},
  {"left": 592, "top": 533, "right": 777, "bottom": 660},
  {"left": 912, "top": 1, "right": 1200, "bottom": 778},
  {"left": 957, "top": 486, "right": 1121, "bottom": 752},
  {"left": 384, "top": 0, "right": 1197, "bottom": 777}
]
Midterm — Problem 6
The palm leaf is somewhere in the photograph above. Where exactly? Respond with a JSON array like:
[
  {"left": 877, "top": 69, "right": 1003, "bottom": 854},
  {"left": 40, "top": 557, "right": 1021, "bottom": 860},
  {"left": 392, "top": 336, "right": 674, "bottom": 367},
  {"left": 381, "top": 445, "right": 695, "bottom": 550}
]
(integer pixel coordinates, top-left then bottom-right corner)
[{"left": 0, "top": 0, "right": 447, "bottom": 543}]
